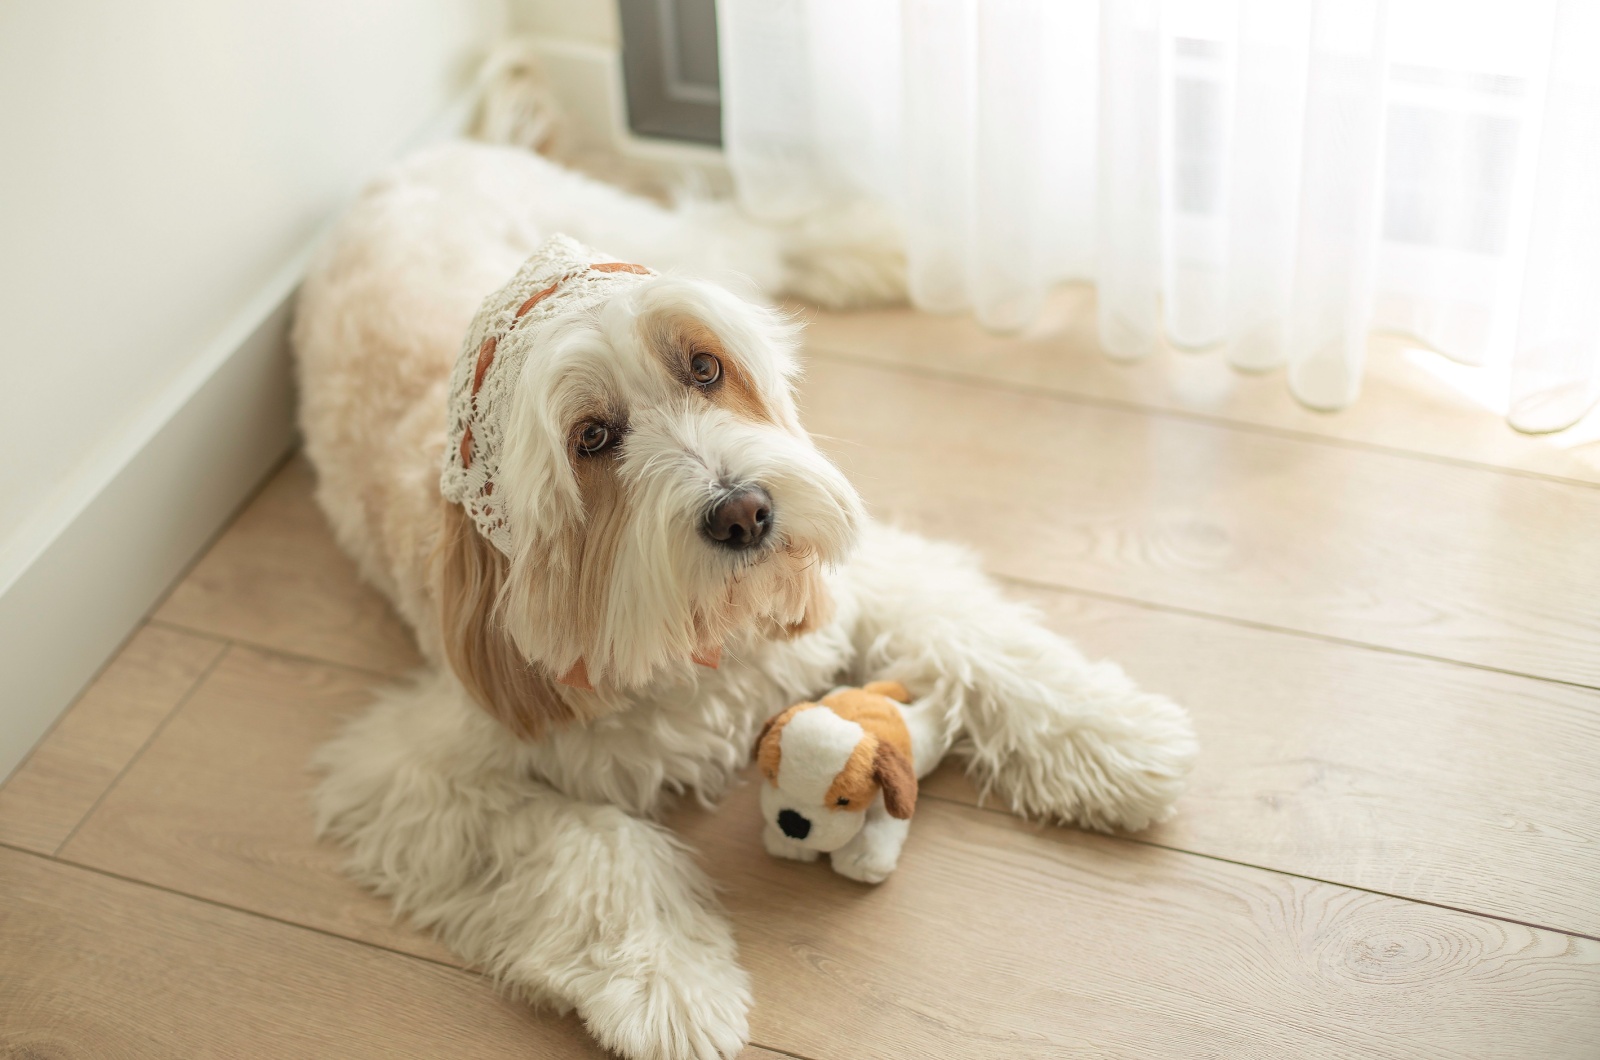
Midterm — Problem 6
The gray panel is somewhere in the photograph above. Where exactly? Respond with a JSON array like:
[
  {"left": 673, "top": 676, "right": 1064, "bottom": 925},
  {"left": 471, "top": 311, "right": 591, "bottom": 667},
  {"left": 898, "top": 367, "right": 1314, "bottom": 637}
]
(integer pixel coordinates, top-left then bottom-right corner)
[{"left": 618, "top": 0, "right": 723, "bottom": 146}]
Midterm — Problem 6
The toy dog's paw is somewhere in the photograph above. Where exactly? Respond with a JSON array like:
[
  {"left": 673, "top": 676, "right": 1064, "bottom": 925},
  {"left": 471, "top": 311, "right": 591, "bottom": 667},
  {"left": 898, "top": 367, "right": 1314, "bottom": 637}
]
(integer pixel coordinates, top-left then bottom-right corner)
[
  {"left": 762, "top": 823, "right": 819, "bottom": 862},
  {"left": 829, "top": 844, "right": 898, "bottom": 884}
]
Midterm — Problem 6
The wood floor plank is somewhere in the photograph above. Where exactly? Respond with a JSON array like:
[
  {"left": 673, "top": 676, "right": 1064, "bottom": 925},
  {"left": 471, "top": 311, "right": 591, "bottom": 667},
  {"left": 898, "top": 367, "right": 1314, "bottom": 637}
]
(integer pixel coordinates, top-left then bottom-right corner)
[
  {"left": 60, "top": 644, "right": 455, "bottom": 964},
  {"left": 53, "top": 640, "right": 1599, "bottom": 1059},
  {"left": 797, "top": 356, "right": 1600, "bottom": 688},
  {"left": 919, "top": 584, "right": 1600, "bottom": 937},
  {"left": 796, "top": 291, "right": 1600, "bottom": 486},
  {"left": 672, "top": 782, "right": 1600, "bottom": 1060},
  {"left": 0, "top": 847, "right": 605, "bottom": 1059},
  {"left": 153, "top": 455, "right": 422, "bottom": 676},
  {"left": 0, "top": 624, "right": 223, "bottom": 853}
]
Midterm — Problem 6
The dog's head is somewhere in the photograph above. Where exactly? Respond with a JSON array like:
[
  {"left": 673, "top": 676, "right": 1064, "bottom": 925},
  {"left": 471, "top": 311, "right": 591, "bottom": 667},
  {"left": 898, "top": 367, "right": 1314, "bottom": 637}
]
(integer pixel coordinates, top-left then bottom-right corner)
[
  {"left": 435, "top": 236, "right": 863, "bottom": 737},
  {"left": 754, "top": 681, "right": 918, "bottom": 853}
]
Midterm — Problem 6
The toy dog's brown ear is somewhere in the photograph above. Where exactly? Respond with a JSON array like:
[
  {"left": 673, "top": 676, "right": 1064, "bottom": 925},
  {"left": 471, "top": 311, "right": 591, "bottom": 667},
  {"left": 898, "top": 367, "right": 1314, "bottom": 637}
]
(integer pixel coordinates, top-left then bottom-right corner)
[
  {"left": 753, "top": 714, "right": 780, "bottom": 780},
  {"left": 754, "top": 714, "right": 778, "bottom": 756},
  {"left": 863, "top": 680, "right": 912, "bottom": 704},
  {"left": 756, "top": 706, "right": 805, "bottom": 781},
  {"left": 872, "top": 740, "right": 917, "bottom": 819}
]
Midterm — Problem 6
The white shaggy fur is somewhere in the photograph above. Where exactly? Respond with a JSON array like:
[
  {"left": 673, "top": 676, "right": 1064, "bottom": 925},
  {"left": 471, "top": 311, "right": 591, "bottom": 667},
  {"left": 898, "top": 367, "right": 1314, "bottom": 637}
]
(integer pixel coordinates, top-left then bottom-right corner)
[{"left": 297, "top": 139, "right": 1197, "bottom": 1060}]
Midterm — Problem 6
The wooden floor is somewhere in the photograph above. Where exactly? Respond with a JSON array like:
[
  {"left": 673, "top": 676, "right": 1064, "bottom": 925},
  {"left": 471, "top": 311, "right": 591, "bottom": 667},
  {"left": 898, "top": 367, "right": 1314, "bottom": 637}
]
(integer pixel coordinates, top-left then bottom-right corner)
[{"left": 4, "top": 290, "right": 1599, "bottom": 1059}]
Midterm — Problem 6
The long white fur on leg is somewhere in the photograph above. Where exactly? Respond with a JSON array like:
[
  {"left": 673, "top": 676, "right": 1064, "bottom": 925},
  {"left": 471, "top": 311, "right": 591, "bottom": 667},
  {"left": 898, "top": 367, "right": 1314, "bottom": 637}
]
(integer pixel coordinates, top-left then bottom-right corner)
[
  {"left": 839, "top": 523, "right": 1198, "bottom": 833},
  {"left": 312, "top": 672, "right": 751, "bottom": 1060}
]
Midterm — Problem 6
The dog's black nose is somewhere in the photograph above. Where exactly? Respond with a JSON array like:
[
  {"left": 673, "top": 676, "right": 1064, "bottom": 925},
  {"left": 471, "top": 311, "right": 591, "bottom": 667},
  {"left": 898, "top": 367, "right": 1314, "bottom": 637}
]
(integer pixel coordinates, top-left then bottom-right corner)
[
  {"left": 704, "top": 486, "right": 773, "bottom": 550},
  {"left": 777, "top": 809, "right": 811, "bottom": 840}
]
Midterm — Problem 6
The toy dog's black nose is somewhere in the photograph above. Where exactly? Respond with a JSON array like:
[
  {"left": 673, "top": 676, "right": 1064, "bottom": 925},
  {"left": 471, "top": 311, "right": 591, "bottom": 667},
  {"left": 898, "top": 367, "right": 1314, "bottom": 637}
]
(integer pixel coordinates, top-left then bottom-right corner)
[
  {"left": 777, "top": 809, "right": 811, "bottom": 840},
  {"left": 704, "top": 486, "right": 773, "bottom": 550}
]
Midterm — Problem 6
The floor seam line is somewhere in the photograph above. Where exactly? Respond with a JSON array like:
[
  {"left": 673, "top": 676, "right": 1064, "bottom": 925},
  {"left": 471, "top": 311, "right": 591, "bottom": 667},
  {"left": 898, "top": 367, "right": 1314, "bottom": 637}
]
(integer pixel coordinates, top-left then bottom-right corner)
[
  {"left": 52, "top": 643, "right": 233, "bottom": 857},
  {"left": 0, "top": 620, "right": 154, "bottom": 796},
  {"left": 803, "top": 345, "right": 1600, "bottom": 493},
  {"left": 2, "top": 840, "right": 469, "bottom": 973},
  {"left": 144, "top": 617, "right": 412, "bottom": 683},
  {"left": 747, "top": 1045, "right": 820, "bottom": 1060},
  {"left": 922, "top": 793, "right": 1600, "bottom": 944},
  {"left": 993, "top": 573, "right": 1600, "bottom": 695}
]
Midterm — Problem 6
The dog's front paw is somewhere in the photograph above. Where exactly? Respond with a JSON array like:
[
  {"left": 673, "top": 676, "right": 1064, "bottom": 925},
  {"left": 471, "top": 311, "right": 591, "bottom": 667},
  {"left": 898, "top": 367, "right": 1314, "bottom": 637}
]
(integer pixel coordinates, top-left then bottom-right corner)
[
  {"left": 577, "top": 945, "right": 751, "bottom": 1060},
  {"left": 763, "top": 823, "right": 819, "bottom": 862},
  {"left": 976, "top": 670, "right": 1198, "bottom": 833}
]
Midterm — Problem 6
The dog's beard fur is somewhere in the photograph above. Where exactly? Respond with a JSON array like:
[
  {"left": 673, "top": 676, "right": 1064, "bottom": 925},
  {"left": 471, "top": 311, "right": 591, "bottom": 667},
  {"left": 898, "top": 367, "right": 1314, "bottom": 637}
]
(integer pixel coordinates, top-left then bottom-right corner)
[{"left": 435, "top": 278, "right": 863, "bottom": 739}]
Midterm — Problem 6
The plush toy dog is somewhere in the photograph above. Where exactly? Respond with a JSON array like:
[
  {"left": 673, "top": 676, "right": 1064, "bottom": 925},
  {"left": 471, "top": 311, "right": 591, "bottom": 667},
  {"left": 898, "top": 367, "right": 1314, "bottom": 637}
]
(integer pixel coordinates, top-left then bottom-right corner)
[{"left": 754, "top": 681, "right": 947, "bottom": 883}]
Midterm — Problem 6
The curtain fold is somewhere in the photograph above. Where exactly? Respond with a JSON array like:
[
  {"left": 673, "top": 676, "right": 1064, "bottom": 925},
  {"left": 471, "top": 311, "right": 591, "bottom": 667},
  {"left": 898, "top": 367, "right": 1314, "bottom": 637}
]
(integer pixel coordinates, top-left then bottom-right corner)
[
  {"left": 718, "top": 0, "right": 1600, "bottom": 432},
  {"left": 1510, "top": 0, "right": 1600, "bottom": 433},
  {"left": 902, "top": 0, "right": 974, "bottom": 313}
]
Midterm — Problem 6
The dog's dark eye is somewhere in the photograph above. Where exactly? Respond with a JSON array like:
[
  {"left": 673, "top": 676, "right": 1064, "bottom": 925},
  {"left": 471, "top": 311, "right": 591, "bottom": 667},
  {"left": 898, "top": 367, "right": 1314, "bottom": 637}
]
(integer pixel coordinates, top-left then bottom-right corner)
[
  {"left": 577, "top": 422, "right": 613, "bottom": 455},
  {"left": 689, "top": 351, "right": 721, "bottom": 386},
  {"left": 836, "top": 797, "right": 849, "bottom": 806}
]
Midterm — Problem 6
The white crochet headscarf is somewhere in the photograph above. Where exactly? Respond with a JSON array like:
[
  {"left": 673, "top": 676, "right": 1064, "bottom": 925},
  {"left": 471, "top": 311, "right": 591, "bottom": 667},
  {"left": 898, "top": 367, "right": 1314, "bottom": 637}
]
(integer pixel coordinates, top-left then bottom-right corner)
[{"left": 441, "top": 234, "right": 656, "bottom": 555}]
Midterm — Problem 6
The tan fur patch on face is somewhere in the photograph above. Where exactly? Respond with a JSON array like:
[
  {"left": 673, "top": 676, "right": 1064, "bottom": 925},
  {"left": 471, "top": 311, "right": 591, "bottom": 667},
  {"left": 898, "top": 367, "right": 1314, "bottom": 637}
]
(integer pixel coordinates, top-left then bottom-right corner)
[
  {"left": 648, "top": 316, "right": 780, "bottom": 428},
  {"left": 823, "top": 734, "right": 880, "bottom": 811}
]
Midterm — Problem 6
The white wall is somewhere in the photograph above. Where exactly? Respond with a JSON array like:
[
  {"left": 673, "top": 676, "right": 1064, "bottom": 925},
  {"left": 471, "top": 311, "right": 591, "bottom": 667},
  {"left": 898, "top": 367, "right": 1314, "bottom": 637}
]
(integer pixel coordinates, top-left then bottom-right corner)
[
  {"left": 0, "top": 0, "right": 501, "bottom": 571},
  {"left": 508, "top": 0, "right": 618, "bottom": 44},
  {"left": 0, "top": 0, "right": 502, "bottom": 777}
]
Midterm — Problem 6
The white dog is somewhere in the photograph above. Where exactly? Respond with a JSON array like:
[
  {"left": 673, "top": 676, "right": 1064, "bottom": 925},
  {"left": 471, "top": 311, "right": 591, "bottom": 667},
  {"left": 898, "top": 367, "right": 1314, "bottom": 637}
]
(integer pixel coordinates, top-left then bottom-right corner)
[{"left": 295, "top": 138, "right": 1197, "bottom": 1060}]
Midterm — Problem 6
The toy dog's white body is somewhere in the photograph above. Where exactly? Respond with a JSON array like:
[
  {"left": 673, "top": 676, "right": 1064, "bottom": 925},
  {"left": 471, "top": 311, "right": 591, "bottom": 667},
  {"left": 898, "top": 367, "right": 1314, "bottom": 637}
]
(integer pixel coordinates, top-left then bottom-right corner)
[{"left": 755, "top": 683, "right": 949, "bottom": 883}]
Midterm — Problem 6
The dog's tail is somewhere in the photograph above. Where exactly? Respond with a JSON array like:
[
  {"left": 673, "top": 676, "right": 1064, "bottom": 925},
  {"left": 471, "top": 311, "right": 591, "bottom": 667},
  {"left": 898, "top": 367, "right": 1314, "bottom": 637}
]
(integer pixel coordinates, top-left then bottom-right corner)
[{"left": 470, "top": 38, "right": 564, "bottom": 156}]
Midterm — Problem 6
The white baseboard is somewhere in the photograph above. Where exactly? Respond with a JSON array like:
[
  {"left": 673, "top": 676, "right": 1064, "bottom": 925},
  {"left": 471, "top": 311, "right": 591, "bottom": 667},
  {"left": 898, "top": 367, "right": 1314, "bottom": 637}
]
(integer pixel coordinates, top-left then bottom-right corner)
[
  {"left": 0, "top": 259, "right": 300, "bottom": 781},
  {"left": 0, "top": 94, "right": 480, "bottom": 784}
]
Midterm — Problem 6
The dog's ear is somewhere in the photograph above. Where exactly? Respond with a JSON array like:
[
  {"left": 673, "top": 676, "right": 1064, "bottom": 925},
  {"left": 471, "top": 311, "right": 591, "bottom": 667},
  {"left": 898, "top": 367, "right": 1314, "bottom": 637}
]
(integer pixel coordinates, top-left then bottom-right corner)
[
  {"left": 435, "top": 499, "right": 580, "bottom": 740},
  {"left": 871, "top": 740, "right": 917, "bottom": 820}
]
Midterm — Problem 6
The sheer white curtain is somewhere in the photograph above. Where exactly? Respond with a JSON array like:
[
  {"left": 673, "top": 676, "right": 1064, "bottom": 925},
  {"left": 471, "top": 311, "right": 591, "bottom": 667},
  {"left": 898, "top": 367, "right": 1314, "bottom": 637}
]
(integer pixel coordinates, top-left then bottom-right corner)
[{"left": 718, "top": 0, "right": 1600, "bottom": 432}]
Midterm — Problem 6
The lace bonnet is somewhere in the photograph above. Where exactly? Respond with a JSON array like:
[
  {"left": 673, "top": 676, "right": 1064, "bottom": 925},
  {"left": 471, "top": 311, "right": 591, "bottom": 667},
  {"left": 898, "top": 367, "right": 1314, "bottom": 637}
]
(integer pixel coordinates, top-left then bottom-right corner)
[{"left": 440, "top": 234, "right": 657, "bottom": 555}]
